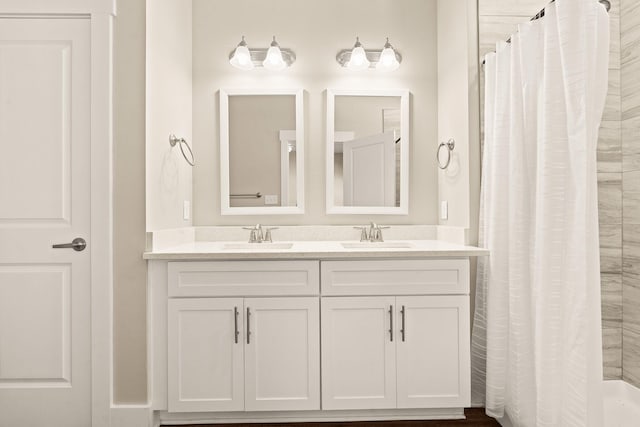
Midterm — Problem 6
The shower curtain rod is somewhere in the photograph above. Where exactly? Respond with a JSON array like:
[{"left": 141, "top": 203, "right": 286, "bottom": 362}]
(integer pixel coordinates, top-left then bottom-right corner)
[{"left": 482, "top": 0, "right": 610, "bottom": 64}]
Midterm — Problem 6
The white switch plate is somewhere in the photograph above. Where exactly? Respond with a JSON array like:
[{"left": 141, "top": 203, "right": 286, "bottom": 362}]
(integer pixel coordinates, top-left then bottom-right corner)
[
  {"left": 264, "top": 195, "right": 279, "bottom": 205},
  {"left": 440, "top": 201, "right": 448, "bottom": 220},
  {"left": 183, "top": 200, "right": 190, "bottom": 220}
]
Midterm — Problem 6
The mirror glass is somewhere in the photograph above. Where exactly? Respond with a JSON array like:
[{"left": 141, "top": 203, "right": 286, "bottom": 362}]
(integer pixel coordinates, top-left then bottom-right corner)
[
  {"left": 327, "top": 89, "right": 409, "bottom": 215},
  {"left": 220, "top": 89, "right": 304, "bottom": 215}
]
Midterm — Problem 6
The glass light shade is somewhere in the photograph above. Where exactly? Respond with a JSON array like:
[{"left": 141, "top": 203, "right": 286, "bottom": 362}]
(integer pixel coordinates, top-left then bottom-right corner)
[
  {"left": 263, "top": 37, "right": 287, "bottom": 70},
  {"left": 347, "top": 45, "right": 370, "bottom": 70},
  {"left": 229, "top": 38, "right": 254, "bottom": 71},
  {"left": 263, "top": 45, "right": 287, "bottom": 70},
  {"left": 376, "top": 46, "right": 400, "bottom": 71}
]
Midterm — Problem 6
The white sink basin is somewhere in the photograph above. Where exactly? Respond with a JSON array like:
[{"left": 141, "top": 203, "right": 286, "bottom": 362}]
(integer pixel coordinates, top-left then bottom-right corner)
[
  {"left": 341, "top": 241, "right": 415, "bottom": 249},
  {"left": 222, "top": 242, "right": 294, "bottom": 250}
]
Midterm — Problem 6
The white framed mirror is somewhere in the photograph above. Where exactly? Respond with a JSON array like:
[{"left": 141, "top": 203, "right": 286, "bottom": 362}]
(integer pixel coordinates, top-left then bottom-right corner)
[
  {"left": 326, "top": 88, "right": 410, "bottom": 215},
  {"left": 220, "top": 88, "right": 304, "bottom": 215}
]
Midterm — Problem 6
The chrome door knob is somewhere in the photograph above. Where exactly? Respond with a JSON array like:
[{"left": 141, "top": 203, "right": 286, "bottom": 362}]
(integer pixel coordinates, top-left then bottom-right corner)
[{"left": 52, "top": 237, "right": 87, "bottom": 252}]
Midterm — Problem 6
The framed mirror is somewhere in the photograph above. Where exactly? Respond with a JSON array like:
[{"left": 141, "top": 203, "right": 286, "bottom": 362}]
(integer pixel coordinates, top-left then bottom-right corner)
[
  {"left": 326, "top": 89, "right": 409, "bottom": 215},
  {"left": 220, "top": 88, "right": 304, "bottom": 215}
]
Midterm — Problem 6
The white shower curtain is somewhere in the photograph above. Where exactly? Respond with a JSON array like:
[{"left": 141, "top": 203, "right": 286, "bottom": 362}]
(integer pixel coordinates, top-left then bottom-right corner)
[{"left": 471, "top": 0, "right": 610, "bottom": 426}]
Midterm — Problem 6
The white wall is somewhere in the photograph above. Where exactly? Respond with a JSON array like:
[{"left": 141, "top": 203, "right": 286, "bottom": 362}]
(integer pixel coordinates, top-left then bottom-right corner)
[
  {"left": 192, "top": 0, "right": 440, "bottom": 226},
  {"left": 146, "top": 0, "right": 193, "bottom": 231}
]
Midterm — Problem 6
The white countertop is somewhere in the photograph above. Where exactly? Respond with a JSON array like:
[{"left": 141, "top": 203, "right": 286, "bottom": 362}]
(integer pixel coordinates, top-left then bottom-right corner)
[{"left": 143, "top": 240, "right": 489, "bottom": 260}]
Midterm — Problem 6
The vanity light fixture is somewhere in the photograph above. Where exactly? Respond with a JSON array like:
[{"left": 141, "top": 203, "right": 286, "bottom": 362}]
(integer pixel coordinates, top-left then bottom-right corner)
[
  {"left": 228, "top": 36, "right": 296, "bottom": 71},
  {"left": 336, "top": 37, "right": 402, "bottom": 71}
]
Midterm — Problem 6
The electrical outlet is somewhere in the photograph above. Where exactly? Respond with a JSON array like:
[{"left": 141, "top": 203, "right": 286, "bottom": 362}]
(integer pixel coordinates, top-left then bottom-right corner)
[
  {"left": 183, "top": 200, "right": 191, "bottom": 220},
  {"left": 264, "top": 195, "right": 279, "bottom": 205},
  {"left": 440, "top": 201, "right": 448, "bottom": 220}
]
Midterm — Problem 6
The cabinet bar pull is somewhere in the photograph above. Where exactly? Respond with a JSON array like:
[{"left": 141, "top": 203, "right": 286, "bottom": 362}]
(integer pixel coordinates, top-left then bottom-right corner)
[
  {"left": 400, "top": 305, "right": 406, "bottom": 342},
  {"left": 234, "top": 307, "right": 239, "bottom": 344},
  {"left": 246, "top": 307, "right": 251, "bottom": 344},
  {"left": 389, "top": 305, "right": 394, "bottom": 342}
]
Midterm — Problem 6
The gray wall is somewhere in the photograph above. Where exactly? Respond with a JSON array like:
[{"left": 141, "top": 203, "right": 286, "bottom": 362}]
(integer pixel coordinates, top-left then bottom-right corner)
[
  {"left": 621, "top": 0, "right": 640, "bottom": 388},
  {"left": 478, "top": 0, "right": 624, "bottom": 380},
  {"left": 114, "top": 0, "right": 147, "bottom": 403},
  {"left": 192, "top": 0, "right": 440, "bottom": 226}
]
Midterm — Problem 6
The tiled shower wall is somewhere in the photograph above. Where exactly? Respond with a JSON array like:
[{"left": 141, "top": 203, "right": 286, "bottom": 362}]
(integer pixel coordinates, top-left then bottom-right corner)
[
  {"left": 621, "top": 0, "right": 640, "bottom": 388},
  {"left": 478, "top": 0, "right": 623, "bottom": 379}
]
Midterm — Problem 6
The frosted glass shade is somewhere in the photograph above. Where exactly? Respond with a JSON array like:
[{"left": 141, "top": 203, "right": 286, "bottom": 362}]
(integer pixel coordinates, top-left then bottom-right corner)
[
  {"left": 229, "top": 45, "right": 254, "bottom": 71},
  {"left": 376, "top": 46, "right": 400, "bottom": 71},
  {"left": 347, "top": 45, "right": 370, "bottom": 70},
  {"left": 263, "top": 45, "right": 287, "bottom": 70}
]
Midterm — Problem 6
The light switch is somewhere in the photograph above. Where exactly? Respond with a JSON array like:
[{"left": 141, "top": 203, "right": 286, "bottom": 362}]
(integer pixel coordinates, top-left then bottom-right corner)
[
  {"left": 265, "top": 195, "right": 279, "bottom": 205},
  {"left": 183, "top": 200, "right": 190, "bottom": 220},
  {"left": 440, "top": 201, "right": 448, "bottom": 220}
]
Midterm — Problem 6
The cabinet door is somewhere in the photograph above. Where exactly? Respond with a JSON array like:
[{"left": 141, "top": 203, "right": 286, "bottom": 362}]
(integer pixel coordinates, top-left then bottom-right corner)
[
  {"left": 168, "top": 298, "right": 244, "bottom": 412},
  {"left": 244, "top": 297, "right": 320, "bottom": 411},
  {"left": 396, "top": 296, "right": 470, "bottom": 408},
  {"left": 321, "top": 296, "right": 397, "bottom": 410}
]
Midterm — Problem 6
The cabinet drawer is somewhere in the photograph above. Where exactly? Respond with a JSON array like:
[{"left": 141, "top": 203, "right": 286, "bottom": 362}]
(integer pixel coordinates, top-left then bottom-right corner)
[
  {"left": 168, "top": 261, "right": 319, "bottom": 297},
  {"left": 321, "top": 259, "right": 469, "bottom": 296}
]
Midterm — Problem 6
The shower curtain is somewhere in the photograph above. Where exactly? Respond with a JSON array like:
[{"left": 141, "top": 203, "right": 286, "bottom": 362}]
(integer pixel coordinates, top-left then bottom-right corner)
[{"left": 471, "top": 0, "right": 610, "bottom": 426}]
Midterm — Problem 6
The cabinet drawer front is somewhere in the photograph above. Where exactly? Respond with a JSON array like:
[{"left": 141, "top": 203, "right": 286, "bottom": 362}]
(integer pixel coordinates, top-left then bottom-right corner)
[
  {"left": 168, "top": 261, "right": 320, "bottom": 297},
  {"left": 321, "top": 259, "right": 469, "bottom": 296}
]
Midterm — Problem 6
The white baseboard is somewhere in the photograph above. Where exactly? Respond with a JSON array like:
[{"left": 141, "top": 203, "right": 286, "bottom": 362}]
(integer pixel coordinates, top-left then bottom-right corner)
[{"left": 110, "top": 405, "right": 153, "bottom": 427}]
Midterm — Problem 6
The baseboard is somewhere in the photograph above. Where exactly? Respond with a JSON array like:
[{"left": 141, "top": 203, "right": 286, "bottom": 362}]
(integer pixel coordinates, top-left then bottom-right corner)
[{"left": 110, "top": 405, "right": 153, "bottom": 427}]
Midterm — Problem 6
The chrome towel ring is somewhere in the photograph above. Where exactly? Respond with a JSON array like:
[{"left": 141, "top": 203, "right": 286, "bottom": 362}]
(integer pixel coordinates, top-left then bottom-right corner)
[
  {"left": 169, "top": 134, "right": 195, "bottom": 167},
  {"left": 437, "top": 138, "right": 456, "bottom": 170}
]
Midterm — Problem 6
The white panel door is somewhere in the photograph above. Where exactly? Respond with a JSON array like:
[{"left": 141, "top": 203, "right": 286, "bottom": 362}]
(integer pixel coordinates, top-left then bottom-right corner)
[
  {"left": 244, "top": 297, "right": 320, "bottom": 411},
  {"left": 321, "top": 296, "right": 396, "bottom": 410},
  {"left": 0, "top": 18, "right": 91, "bottom": 427},
  {"left": 343, "top": 131, "right": 396, "bottom": 207},
  {"left": 396, "top": 296, "right": 470, "bottom": 408},
  {"left": 168, "top": 298, "right": 244, "bottom": 412}
]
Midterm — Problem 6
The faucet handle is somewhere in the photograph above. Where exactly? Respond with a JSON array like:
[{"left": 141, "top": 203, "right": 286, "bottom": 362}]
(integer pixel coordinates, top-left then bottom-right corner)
[
  {"left": 354, "top": 226, "right": 370, "bottom": 242},
  {"left": 263, "top": 227, "right": 279, "bottom": 243}
]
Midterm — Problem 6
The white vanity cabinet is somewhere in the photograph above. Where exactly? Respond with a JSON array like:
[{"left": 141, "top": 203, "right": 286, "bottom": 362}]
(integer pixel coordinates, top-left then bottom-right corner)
[
  {"left": 321, "top": 260, "right": 471, "bottom": 410},
  {"left": 151, "top": 255, "right": 474, "bottom": 423},
  {"left": 165, "top": 261, "right": 321, "bottom": 413}
]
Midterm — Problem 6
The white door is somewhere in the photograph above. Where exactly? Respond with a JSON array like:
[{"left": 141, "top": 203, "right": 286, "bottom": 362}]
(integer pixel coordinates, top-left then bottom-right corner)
[
  {"left": 321, "top": 296, "right": 396, "bottom": 410},
  {"left": 245, "top": 297, "right": 320, "bottom": 411},
  {"left": 168, "top": 298, "right": 244, "bottom": 412},
  {"left": 343, "top": 131, "right": 396, "bottom": 207},
  {"left": 396, "top": 296, "right": 470, "bottom": 408},
  {"left": 0, "top": 18, "right": 92, "bottom": 427}
]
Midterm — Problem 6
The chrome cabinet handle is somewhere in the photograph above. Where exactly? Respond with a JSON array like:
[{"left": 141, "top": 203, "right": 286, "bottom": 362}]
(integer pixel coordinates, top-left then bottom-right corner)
[
  {"left": 52, "top": 237, "right": 87, "bottom": 252},
  {"left": 246, "top": 307, "right": 251, "bottom": 344},
  {"left": 234, "top": 307, "right": 239, "bottom": 344},
  {"left": 389, "top": 305, "right": 393, "bottom": 342},
  {"left": 400, "top": 305, "right": 406, "bottom": 342}
]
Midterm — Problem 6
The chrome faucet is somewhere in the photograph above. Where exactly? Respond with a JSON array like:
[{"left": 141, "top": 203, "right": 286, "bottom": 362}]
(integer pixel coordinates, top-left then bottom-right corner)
[
  {"left": 243, "top": 224, "right": 278, "bottom": 243},
  {"left": 354, "top": 222, "right": 390, "bottom": 242},
  {"left": 243, "top": 224, "right": 264, "bottom": 243}
]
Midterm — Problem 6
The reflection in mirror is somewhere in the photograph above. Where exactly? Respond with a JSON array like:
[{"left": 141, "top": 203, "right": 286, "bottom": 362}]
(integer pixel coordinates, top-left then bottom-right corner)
[
  {"left": 220, "top": 89, "right": 304, "bottom": 215},
  {"left": 326, "top": 89, "right": 409, "bottom": 215}
]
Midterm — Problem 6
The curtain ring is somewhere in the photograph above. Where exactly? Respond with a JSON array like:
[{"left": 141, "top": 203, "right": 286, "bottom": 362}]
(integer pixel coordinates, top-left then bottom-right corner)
[
  {"left": 437, "top": 138, "right": 455, "bottom": 170},
  {"left": 169, "top": 134, "right": 195, "bottom": 167}
]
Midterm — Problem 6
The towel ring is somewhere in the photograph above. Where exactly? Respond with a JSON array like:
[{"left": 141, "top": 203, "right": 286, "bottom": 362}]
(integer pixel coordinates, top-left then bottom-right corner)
[
  {"left": 437, "top": 138, "right": 456, "bottom": 170},
  {"left": 169, "top": 134, "right": 195, "bottom": 166}
]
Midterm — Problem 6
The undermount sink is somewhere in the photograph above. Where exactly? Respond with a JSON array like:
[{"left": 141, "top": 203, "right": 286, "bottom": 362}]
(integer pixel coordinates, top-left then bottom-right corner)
[
  {"left": 341, "top": 241, "right": 415, "bottom": 249},
  {"left": 222, "top": 242, "right": 294, "bottom": 250}
]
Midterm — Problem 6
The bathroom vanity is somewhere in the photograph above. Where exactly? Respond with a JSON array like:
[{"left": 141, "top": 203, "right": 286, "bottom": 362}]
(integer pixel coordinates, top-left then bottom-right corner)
[{"left": 145, "top": 237, "right": 487, "bottom": 424}]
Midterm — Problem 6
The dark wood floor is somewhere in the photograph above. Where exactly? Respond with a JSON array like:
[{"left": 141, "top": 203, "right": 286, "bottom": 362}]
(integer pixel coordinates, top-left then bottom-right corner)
[{"left": 169, "top": 408, "right": 500, "bottom": 427}]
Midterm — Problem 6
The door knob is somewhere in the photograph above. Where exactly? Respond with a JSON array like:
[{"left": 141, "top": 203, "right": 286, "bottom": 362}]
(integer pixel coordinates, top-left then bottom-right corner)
[{"left": 52, "top": 237, "right": 87, "bottom": 252}]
